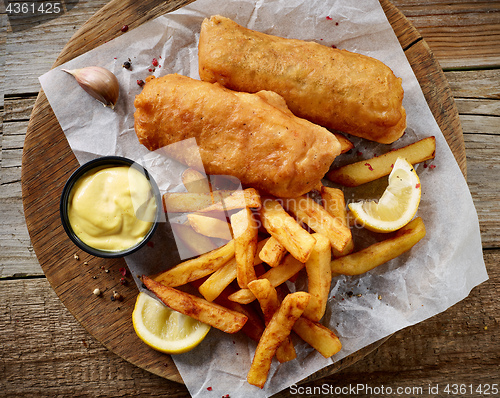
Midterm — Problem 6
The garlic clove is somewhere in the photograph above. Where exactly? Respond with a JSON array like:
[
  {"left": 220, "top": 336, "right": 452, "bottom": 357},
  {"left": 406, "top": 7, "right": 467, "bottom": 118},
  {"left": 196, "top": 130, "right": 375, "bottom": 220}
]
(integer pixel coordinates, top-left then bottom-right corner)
[{"left": 62, "top": 66, "right": 120, "bottom": 109}]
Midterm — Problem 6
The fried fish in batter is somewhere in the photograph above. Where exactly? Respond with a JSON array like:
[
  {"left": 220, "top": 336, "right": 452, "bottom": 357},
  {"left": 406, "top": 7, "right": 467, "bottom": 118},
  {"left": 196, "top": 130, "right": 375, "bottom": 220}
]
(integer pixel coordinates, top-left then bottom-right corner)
[
  {"left": 198, "top": 15, "right": 406, "bottom": 144},
  {"left": 134, "top": 74, "right": 341, "bottom": 198}
]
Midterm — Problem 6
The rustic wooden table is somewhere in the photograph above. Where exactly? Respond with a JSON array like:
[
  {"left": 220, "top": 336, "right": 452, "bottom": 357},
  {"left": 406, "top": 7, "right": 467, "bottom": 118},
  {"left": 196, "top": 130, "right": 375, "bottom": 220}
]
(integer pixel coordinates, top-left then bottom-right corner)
[{"left": 1, "top": 1, "right": 499, "bottom": 397}]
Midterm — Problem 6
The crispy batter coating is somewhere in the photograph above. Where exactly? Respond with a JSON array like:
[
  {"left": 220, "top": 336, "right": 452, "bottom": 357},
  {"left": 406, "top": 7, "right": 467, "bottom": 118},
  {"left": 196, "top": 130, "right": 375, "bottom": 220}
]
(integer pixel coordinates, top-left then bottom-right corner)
[
  {"left": 198, "top": 15, "right": 406, "bottom": 144},
  {"left": 133, "top": 74, "right": 341, "bottom": 198}
]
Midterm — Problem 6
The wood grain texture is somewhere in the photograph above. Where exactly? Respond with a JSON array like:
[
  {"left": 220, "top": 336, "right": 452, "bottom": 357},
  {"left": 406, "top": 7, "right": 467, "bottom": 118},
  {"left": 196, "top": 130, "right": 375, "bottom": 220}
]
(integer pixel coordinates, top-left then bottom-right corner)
[
  {"left": 1, "top": 249, "right": 498, "bottom": 397},
  {"left": 18, "top": 0, "right": 467, "bottom": 385}
]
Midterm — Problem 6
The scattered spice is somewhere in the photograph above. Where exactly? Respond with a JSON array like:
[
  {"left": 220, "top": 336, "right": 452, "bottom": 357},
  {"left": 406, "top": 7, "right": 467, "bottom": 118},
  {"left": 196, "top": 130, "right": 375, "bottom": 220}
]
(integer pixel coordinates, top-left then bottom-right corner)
[
  {"left": 378, "top": 295, "right": 382, "bottom": 300},
  {"left": 93, "top": 288, "right": 101, "bottom": 296},
  {"left": 120, "top": 277, "right": 128, "bottom": 286},
  {"left": 121, "top": 25, "right": 129, "bottom": 32},
  {"left": 207, "top": 387, "right": 213, "bottom": 391},
  {"left": 331, "top": 44, "right": 337, "bottom": 49},
  {"left": 105, "top": 269, "right": 110, "bottom": 273},
  {"left": 365, "top": 162, "right": 374, "bottom": 171},
  {"left": 147, "top": 241, "right": 155, "bottom": 248},
  {"left": 83, "top": 261, "right": 88, "bottom": 265},
  {"left": 429, "top": 164, "right": 436, "bottom": 169},
  {"left": 119, "top": 267, "right": 128, "bottom": 277},
  {"left": 416, "top": 183, "right": 421, "bottom": 189},
  {"left": 112, "top": 291, "right": 123, "bottom": 301},
  {"left": 152, "top": 58, "right": 159, "bottom": 67},
  {"left": 73, "top": 253, "right": 80, "bottom": 260},
  {"left": 356, "top": 151, "right": 363, "bottom": 156},
  {"left": 326, "top": 16, "right": 333, "bottom": 20},
  {"left": 137, "top": 79, "right": 145, "bottom": 87},
  {"left": 122, "top": 60, "right": 132, "bottom": 70}
]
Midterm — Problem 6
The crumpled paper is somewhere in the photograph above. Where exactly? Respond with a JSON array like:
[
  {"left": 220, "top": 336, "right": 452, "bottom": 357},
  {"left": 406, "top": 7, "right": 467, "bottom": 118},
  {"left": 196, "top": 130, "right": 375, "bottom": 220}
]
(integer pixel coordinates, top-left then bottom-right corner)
[{"left": 39, "top": 0, "right": 488, "bottom": 396}]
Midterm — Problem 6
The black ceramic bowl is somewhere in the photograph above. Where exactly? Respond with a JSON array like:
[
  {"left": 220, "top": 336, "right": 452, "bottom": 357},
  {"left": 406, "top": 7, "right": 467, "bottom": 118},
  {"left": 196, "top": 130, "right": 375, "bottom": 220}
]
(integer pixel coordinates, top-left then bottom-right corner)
[{"left": 60, "top": 156, "right": 161, "bottom": 258}]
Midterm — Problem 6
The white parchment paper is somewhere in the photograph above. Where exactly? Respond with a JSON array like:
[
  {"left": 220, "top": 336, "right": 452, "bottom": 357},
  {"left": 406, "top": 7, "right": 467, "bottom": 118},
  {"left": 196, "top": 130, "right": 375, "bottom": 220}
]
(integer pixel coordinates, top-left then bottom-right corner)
[{"left": 39, "top": 0, "right": 488, "bottom": 396}]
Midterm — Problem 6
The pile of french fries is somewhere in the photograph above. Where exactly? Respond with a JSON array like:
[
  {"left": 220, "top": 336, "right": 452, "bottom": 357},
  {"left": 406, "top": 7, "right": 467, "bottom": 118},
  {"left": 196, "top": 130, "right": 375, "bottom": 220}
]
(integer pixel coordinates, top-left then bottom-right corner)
[{"left": 141, "top": 136, "right": 435, "bottom": 388}]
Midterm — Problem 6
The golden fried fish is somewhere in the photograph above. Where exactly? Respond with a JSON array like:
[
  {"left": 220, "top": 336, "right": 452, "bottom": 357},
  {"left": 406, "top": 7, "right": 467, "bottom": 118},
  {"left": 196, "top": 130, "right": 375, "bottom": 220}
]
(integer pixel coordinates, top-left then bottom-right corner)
[
  {"left": 133, "top": 74, "right": 341, "bottom": 198},
  {"left": 198, "top": 15, "right": 406, "bottom": 144}
]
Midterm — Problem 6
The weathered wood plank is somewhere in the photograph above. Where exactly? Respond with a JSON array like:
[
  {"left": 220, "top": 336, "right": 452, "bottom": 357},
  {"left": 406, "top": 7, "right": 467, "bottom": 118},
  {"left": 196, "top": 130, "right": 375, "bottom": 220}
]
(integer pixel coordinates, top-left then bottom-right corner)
[
  {"left": 1, "top": 248, "right": 497, "bottom": 396},
  {"left": 4, "top": 1, "right": 500, "bottom": 95},
  {"left": 392, "top": 0, "right": 500, "bottom": 69},
  {"left": 455, "top": 98, "right": 500, "bottom": 117},
  {"left": 464, "top": 133, "right": 500, "bottom": 248},
  {"left": 4, "top": 0, "right": 109, "bottom": 96},
  {"left": 445, "top": 69, "right": 500, "bottom": 99}
]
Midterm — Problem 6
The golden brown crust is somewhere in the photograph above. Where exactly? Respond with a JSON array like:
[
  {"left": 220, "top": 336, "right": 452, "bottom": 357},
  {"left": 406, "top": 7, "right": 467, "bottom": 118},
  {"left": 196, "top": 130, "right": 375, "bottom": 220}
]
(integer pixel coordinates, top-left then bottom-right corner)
[
  {"left": 134, "top": 74, "right": 341, "bottom": 198},
  {"left": 198, "top": 15, "right": 406, "bottom": 144}
]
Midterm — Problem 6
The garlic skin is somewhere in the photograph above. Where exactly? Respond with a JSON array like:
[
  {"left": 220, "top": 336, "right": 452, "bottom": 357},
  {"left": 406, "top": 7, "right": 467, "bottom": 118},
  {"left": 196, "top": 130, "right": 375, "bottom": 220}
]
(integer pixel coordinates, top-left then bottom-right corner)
[{"left": 62, "top": 66, "right": 120, "bottom": 109}]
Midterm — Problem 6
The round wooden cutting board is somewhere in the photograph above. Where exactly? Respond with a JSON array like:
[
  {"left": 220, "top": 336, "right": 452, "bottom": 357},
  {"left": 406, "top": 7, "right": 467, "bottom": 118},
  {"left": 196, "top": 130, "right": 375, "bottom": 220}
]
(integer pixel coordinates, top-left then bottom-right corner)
[{"left": 21, "top": 0, "right": 466, "bottom": 386}]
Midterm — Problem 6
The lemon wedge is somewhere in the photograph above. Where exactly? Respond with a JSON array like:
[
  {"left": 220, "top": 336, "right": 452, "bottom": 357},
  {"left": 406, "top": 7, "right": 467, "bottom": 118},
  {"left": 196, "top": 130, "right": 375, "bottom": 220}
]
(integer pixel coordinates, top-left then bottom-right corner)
[
  {"left": 348, "top": 157, "right": 421, "bottom": 233},
  {"left": 132, "top": 292, "right": 211, "bottom": 354}
]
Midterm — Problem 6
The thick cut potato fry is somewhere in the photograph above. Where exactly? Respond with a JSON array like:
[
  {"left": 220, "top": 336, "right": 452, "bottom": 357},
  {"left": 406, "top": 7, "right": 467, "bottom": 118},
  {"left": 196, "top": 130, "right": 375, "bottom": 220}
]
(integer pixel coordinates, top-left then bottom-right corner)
[
  {"left": 171, "top": 222, "right": 218, "bottom": 257},
  {"left": 231, "top": 208, "right": 259, "bottom": 288},
  {"left": 333, "top": 133, "right": 354, "bottom": 154},
  {"left": 182, "top": 168, "right": 211, "bottom": 193},
  {"left": 228, "top": 254, "right": 305, "bottom": 304},
  {"left": 259, "top": 198, "right": 316, "bottom": 263},
  {"left": 320, "top": 187, "right": 354, "bottom": 257},
  {"left": 293, "top": 316, "right": 342, "bottom": 358},
  {"left": 154, "top": 240, "right": 235, "bottom": 286},
  {"left": 214, "top": 288, "right": 265, "bottom": 343},
  {"left": 163, "top": 190, "right": 234, "bottom": 213},
  {"left": 327, "top": 136, "right": 436, "bottom": 187},
  {"left": 284, "top": 195, "right": 351, "bottom": 253},
  {"left": 247, "top": 292, "right": 310, "bottom": 388},
  {"left": 302, "top": 234, "right": 332, "bottom": 322},
  {"left": 331, "top": 217, "right": 426, "bottom": 275},
  {"left": 188, "top": 213, "right": 233, "bottom": 240},
  {"left": 198, "top": 257, "right": 237, "bottom": 302},
  {"left": 258, "top": 236, "right": 287, "bottom": 267},
  {"left": 197, "top": 188, "right": 261, "bottom": 213},
  {"left": 248, "top": 279, "right": 296, "bottom": 363},
  {"left": 142, "top": 276, "right": 247, "bottom": 333}
]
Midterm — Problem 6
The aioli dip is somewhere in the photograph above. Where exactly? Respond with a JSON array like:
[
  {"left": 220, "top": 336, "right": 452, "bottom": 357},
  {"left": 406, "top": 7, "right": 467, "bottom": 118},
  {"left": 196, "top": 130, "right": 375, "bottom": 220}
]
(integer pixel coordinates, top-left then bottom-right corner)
[{"left": 67, "top": 165, "right": 157, "bottom": 252}]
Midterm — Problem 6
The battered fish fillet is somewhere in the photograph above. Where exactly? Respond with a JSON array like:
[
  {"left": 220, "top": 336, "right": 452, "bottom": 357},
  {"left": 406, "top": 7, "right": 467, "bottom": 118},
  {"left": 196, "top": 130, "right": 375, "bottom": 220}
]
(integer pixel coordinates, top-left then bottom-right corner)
[
  {"left": 198, "top": 15, "right": 406, "bottom": 144},
  {"left": 133, "top": 74, "right": 341, "bottom": 198}
]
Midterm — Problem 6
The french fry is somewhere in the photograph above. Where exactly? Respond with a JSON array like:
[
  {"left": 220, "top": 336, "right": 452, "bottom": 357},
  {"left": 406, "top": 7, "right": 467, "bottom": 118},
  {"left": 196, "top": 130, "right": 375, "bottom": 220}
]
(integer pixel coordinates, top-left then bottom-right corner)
[
  {"left": 333, "top": 132, "right": 354, "bottom": 154},
  {"left": 228, "top": 254, "right": 305, "bottom": 304},
  {"left": 320, "top": 187, "right": 354, "bottom": 257},
  {"left": 187, "top": 213, "right": 233, "bottom": 240},
  {"left": 247, "top": 292, "right": 310, "bottom": 388},
  {"left": 197, "top": 188, "right": 262, "bottom": 213},
  {"left": 258, "top": 236, "right": 287, "bottom": 267},
  {"left": 292, "top": 317, "right": 342, "bottom": 358},
  {"left": 214, "top": 287, "right": 265, "bottom": 343},
  {"left": 259, "top": 198, "right": 316, "bottom": 263},
  {"left": 231, "top": 208, "right": 259, "bottom": 288},
  {"left": 142, "top": 276, "right": 247, "bottom": 334},
  {"left": 327, "top": 136, "right": 436, "bottom": 187},
  {"left": 248, "top": 279, "right": 296, "bottom": 363},
  {"left": 330, "top": 217, "right": 426, "bottom": 275},
  {"left": 302, "top": 234, "right": 332, "bottom": 322},
  {"left": 171, "top": 222, "right": 218, "bottom": 257},
  {"left": 198, "top": 257, "right": 237, "bottom": 302},
  {"left": 154, "top": 240, "right": 235, "bottom": 286},
  {"left": 163, "top": 190, "right": 234, "bottom": 213},
  {"left": 181, "top": 168, "right": 211, "bottom": 193},
  {"left": 198, "top": 238, "right": 269, "bottom": 302},
  {"left": 284, "top": 195, "right": 351, "bottom": 253}
]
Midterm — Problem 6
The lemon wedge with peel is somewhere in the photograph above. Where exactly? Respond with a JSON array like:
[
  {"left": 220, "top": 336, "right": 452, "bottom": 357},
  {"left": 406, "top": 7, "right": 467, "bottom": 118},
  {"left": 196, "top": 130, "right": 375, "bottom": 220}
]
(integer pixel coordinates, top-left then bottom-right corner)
[
  {"left": 348, "top": 157, "right": 421, "bottom": 233},
  {"left": 132, "top": 292, "right": 211, "bottom": 354}
]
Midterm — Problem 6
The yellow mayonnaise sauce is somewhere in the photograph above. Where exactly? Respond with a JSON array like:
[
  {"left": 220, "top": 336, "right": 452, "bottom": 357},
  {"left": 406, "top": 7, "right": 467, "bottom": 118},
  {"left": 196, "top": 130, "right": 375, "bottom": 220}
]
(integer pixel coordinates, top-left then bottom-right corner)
[{"left": 68, "top": 165, "right": 157, "bottom": 251}]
